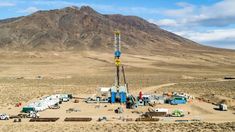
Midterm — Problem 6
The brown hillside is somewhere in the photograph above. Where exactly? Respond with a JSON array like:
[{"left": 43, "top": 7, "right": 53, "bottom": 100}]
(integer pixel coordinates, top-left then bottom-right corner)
[{"left": 0, "top": 6, "right": 231, "bottom": 55}]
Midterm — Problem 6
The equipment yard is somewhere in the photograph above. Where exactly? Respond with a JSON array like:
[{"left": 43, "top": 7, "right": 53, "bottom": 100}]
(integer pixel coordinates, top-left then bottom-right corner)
[{"left": 0, "top": 91, "right": 234, "bottom": 123}]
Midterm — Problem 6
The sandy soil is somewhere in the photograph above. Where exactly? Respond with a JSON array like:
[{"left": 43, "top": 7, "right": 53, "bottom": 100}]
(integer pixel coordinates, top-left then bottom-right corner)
[
  {"left": 0, "top": 122, "right": 235, "bottom": 132},
  {"left": 0, "top": 51, "right": 235, "bottom": 131}
]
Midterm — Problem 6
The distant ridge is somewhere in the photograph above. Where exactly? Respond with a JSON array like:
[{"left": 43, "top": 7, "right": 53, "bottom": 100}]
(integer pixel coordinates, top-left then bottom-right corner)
[{"left": 0, "top": 6, "right": 232, "bottom": 54}]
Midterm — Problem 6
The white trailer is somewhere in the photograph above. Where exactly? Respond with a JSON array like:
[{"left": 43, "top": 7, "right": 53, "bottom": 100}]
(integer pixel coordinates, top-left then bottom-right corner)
[{"left": 154, "top": 108, "right": 169, "bottom": 114}]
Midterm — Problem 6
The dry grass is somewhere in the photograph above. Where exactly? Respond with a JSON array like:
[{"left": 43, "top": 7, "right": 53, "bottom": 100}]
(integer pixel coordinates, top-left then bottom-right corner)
[
  {"left": 155, "top": 80, "right": 235, "bottom": 98},
  {"left": 0, "top": 51, "right": 235, "bottom": 108}
]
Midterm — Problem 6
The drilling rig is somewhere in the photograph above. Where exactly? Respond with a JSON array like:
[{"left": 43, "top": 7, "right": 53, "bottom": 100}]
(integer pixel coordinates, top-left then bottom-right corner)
[
  {"left": 114, "top": 31, "right": 121, "bottom": 87},
  {"left": 110, "top": 31, "right": 128, "bottom": 104}
]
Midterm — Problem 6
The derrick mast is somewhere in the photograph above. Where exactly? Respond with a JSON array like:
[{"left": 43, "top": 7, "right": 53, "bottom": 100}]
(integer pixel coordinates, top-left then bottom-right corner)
[{"left": 114, "top": 31, "right": 121, "bottom": 87}]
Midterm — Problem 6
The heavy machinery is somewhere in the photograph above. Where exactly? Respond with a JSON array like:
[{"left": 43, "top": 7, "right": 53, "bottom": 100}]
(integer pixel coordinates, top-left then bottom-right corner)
[
  {"left": 126, "top": 95, "right": 138, "bottom": 109},
  {"left": 171, "top": 109, "right": 184, "bottom": 117}
]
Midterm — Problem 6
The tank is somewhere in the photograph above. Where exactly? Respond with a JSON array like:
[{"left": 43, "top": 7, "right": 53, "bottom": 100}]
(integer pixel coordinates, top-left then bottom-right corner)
[
  {"left": 111, "top": 92, "right": 116, "bottom": 103},
  {"left": 111, "top": 86, "right": 117, "bottom": 103},
  {"left": 120, "top": 92, "right": 126, "bottom": 103}
]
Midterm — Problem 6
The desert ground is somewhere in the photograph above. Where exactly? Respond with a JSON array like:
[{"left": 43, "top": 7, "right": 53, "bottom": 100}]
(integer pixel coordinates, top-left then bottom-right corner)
[{"left": 0, "top": 50, "right": 235, "bottom": 131}]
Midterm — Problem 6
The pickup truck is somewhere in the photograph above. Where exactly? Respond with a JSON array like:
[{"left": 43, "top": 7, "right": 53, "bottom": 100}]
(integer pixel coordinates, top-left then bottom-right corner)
[{"left": 0, "top": 114, "right": 9, "bottom": 120}]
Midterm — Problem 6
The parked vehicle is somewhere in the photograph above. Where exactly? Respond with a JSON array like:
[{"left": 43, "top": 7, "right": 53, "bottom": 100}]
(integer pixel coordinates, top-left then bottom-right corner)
[
  {"left": 219, "top": 104, "right": 228, "bottom": 111},
  {"left": 98, "top": 116, "right": 107, "bottom": 122},
  {"left": 62, "top": 97, "right": 69, "bottom": 102},
  {"left": 49, "top": 104, "right": 60, "bottom": 109},
  {"left": 0, "top": 114, "right": 9, "bottom": 120},
  {"left": 49, "top": 103, "right": 60, "bottom": 109},
  {"left": 28, "top": 111, "right": 40, "bottom": 118}
]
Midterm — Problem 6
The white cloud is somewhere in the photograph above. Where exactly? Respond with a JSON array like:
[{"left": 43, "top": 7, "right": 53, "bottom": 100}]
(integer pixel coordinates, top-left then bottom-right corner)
[
  {"left": 0, "top": 2, "right": 15, "bottom": 7},
  {"left": 174, "top": 28, "right": 235, "bottom": 49},
  {"left": 19, "top": 7, "right": 40, "bottom": 14},
  {"left": 186, "top": 0, "right": 235, "bottom": 27},
  {"left": 200, "top": 0, "right": 235, "bottom": 18},
  {"left": 164, "top": 2, "right": 195, "bottom": 17},
  {"left": 155, "top": 0, "right": 235, "bottom": 27},
  {"left": 149, "top": 19, "right": 178, "bottom": 27},
  {"left": 190, "top": 29, "right": 235, "bottom": 42}
]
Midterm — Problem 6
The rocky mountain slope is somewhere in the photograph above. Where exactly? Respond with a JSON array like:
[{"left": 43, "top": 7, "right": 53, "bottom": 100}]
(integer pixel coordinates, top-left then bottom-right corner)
[{"left": 0, "top": 6, "right": 233, "bottom": 55}]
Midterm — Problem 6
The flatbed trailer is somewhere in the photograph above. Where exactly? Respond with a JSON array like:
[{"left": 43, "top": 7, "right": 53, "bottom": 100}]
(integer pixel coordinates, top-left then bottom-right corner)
[
  {"left": 29, "top": 118, "right": 59, "bottom": 122},
  {"left": 64, "top": 117, "right": 92, "bottom": 122}
]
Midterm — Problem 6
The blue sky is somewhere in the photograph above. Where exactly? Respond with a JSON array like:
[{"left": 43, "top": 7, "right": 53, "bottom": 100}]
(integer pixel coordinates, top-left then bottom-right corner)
[{"left": 0, "top": 0, "right": 235, "bottom": 49}]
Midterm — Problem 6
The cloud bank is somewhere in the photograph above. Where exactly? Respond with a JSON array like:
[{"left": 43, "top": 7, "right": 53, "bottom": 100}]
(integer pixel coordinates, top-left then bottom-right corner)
[{"left": 150, "top": 0, "right": 235, "bottom": 49}]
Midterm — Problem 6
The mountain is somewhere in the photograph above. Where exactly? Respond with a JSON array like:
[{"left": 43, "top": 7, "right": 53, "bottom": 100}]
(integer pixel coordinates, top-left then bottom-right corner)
[{"left": 0, "top": 6, "right": 233, "bottom": 55}]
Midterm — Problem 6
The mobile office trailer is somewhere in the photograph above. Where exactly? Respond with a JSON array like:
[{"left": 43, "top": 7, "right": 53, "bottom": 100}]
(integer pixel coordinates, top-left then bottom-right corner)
[
  {"left": 150, "top": 95, "right": 165, "bottom": 104},
  {"left": 33, "top": 102, "right": 47, "bottom": 112},
  {"left": 22, "top": 106, "right": 36, "bottom": 113},
  {"left": 100, "top": 87, "right": 111, "bottom": 96}
]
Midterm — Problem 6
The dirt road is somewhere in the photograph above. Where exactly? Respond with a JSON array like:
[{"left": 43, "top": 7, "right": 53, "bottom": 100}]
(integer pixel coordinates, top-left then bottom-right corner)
[{"left": 134, "top": 83, "right": 176, "bottom": 94}]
